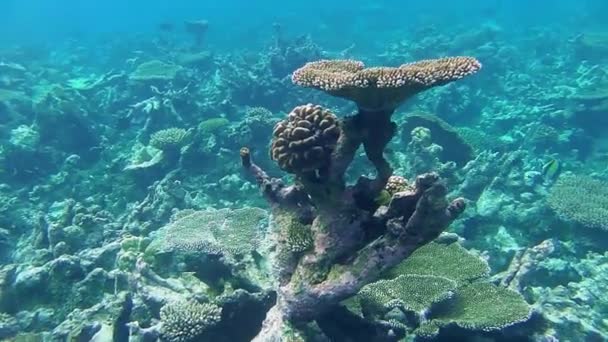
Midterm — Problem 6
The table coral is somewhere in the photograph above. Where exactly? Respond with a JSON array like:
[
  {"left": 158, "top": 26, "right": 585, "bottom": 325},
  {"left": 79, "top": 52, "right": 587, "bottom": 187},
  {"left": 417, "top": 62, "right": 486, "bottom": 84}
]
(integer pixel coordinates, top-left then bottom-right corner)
[{"left": 547, "top": 173, "right": 608, "bottom": 230}]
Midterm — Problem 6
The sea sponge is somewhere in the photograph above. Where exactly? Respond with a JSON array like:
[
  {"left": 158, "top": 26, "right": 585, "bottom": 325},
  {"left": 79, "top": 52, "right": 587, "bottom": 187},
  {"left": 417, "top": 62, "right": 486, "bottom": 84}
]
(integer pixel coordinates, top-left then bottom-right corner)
[
  {"left": 270, "top": 104, "right": 340, "bottom": 174},
  {"left": 159, "top": 300, "right": 222, "bottom": 342},
  {"left": 149, "top": 128, "right": 190, "bottom": 151},
  {"left": 292, "top": 57, "right": 481, "bottom": 111},
  {"left": 547, "top": 174, "right": 608, "bottom": 230}
]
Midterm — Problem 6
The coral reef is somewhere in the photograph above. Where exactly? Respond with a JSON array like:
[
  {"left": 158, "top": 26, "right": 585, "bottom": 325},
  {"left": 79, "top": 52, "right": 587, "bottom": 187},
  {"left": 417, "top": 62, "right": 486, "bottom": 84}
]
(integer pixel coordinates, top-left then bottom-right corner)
[
  {"left": 1, "top": 7, "right": 607, "bottom": 341},
  {"left": 240, "top": 55, "right": 480, "bottom": 339}
]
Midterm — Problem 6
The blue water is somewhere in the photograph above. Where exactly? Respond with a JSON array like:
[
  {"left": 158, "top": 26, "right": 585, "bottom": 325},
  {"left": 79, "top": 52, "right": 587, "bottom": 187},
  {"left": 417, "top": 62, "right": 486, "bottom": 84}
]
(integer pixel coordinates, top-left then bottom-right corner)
[{"left": 1, "top": 1, "right": 605, "bottom": 47}]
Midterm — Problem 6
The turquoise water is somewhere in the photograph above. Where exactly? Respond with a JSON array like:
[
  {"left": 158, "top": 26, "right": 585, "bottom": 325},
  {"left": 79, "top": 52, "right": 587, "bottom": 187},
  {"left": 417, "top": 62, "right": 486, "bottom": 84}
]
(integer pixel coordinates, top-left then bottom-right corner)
[{"left": 0, "top": 1, "right": 607, "bottom": 341}]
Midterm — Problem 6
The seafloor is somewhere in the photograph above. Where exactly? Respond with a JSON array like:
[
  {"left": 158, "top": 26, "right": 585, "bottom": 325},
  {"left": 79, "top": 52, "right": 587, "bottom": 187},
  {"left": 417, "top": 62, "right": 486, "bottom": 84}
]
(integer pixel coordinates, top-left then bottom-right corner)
[{"left": 0, "top": 13, "right": 608, "bottom": 342}]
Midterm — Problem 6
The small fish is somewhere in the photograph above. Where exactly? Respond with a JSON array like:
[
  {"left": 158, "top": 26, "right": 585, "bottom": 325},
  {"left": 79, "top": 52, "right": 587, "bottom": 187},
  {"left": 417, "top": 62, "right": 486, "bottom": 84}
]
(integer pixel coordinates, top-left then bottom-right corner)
[{"left": 542, "top": 159, "right": 562, "bottom": 181}]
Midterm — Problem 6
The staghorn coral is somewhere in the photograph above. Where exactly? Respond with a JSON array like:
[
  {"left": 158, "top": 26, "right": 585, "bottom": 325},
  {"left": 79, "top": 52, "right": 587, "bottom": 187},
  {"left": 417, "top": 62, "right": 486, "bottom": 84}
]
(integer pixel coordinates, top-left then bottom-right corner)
[
  {"left": 159, "top": 300, "right": 221, "bottom": 342},
  {"left": 292, "top": 57, "right": 481, "bottom": 112},
  {"left": 282, "top": 216, "right": 314, "bottom": 254},
  {"left": 270, "top": 104, "right": 340, "bottom": 175},
  {"left": 547, "top": 174, "right": 608, "bottom": 230},
  {"left": 149, "top": 128, "right": 191, "bottom": 151}
]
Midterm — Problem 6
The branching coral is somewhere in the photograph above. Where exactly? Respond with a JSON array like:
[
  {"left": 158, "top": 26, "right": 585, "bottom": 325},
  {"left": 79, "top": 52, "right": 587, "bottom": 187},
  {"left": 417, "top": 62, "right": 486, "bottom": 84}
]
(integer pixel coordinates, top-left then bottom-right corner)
[
  {"left": 547, "top": 174, "right": 608, "bottom": 230},
  {"left": 240, "top": 54, "right": 480, "bottom": 340},
  {"left": 159, "top": 300, "right": 221, "bottom": 342},
  {"left": 149, "top": 128, "right": 191, "bottom": 151}
]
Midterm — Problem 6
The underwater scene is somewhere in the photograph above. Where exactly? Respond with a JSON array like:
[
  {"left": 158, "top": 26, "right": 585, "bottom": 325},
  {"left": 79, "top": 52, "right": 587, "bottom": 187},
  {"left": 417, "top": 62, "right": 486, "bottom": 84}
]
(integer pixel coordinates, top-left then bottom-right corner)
[{"left": 1, "top": 0, "right": 608, "bottom": 341}]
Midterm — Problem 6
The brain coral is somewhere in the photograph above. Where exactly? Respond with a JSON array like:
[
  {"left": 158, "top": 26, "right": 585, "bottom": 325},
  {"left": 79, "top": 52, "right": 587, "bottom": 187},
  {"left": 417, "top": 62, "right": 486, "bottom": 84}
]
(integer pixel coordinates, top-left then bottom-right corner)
[{"left": 270, "top": 104, "right": 340, "bottom": 174}]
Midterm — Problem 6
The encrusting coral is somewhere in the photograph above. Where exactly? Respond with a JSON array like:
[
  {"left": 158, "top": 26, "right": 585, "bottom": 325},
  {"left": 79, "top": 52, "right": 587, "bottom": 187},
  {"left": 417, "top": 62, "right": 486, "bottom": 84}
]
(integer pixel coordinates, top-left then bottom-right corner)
[{"left": 240, "top": 55, "right": 480, "bottom": 340}]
